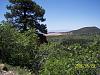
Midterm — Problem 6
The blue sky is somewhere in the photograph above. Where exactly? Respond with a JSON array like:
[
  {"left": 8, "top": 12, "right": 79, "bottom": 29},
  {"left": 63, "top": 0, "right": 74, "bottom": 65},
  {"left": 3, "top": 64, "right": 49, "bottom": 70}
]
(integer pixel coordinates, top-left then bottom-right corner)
[{"left": 0, "top": 0, "right": 100, "bottom": 32}]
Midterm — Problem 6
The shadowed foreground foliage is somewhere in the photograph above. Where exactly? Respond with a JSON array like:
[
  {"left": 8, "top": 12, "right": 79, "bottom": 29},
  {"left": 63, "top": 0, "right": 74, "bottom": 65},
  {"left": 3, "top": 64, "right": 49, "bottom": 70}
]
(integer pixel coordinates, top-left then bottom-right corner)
[{"left": 0, "top": 24, "right": 42, "bottom": 74}]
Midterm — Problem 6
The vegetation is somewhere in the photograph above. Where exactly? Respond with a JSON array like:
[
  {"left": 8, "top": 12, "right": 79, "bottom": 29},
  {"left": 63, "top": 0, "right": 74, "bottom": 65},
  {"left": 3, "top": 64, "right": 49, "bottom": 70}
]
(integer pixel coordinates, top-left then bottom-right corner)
[
  {"left": 0, "top": 23, "right": 42, "bottom": 74},
  {"left": 0, "top": 23, "right": 100, "bottom": 75},
  {"left": 4, "top": 0, "right": 48, "bottom": 44},
  {"left": 5, "top": 0, "right": 47, "bottom": 33},
  {"left": 39, "top": 36, "right": 100, "bottom": 75},
  {"left": 0, "top": 0, "right": 100, "bottom": 75}
]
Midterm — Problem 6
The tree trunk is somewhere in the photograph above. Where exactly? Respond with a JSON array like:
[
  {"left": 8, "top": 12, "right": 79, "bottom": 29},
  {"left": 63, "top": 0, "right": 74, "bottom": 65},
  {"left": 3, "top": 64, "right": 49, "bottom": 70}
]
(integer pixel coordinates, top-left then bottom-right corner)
[{"left": 23, "top": 9, "right": 27, "bottom": 31}]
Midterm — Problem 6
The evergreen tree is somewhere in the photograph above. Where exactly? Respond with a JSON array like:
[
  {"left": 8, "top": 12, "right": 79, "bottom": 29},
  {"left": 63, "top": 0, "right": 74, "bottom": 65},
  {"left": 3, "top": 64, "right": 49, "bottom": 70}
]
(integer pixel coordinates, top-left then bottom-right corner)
[{"left": 5, "top": 0, "right": 47, "bottom": 34}]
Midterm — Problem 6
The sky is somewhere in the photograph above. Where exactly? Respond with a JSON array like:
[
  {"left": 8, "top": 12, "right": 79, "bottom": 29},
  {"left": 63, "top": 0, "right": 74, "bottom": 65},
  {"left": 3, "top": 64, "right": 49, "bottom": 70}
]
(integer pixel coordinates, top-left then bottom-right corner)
[{"left": 0, "top": 0, "right": 100, "bottom": 32}]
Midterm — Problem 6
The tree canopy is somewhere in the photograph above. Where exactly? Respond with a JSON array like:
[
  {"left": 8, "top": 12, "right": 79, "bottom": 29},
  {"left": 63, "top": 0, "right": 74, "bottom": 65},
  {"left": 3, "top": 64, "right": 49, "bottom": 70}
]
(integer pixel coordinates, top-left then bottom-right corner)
[{"left": 5, "top": 0, "right": 47, "bottom": 34}]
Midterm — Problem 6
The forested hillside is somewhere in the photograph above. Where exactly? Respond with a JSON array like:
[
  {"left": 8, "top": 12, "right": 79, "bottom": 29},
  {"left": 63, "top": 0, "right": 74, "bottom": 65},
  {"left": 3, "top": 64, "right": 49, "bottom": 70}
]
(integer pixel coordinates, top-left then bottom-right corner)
[{"left": 69, "top": 26, "right": 100, "bottom": 35}]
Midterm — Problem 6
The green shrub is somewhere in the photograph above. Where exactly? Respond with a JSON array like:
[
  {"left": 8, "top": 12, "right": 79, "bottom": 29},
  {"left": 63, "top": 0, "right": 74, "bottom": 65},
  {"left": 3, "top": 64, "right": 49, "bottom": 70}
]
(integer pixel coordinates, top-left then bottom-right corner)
[
  {"left": 39, "top": 43, "right": 100, "bottom": 75},
  {"left": 0, "top": 24, "right": 40, "bottom": 74}
]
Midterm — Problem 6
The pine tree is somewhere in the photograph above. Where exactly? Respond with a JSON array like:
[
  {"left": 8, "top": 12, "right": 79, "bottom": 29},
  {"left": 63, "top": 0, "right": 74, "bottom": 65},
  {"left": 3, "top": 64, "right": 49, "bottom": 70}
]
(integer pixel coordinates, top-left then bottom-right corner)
[{"left": 5, "top": 0, "right": 47, "bottom": 34}]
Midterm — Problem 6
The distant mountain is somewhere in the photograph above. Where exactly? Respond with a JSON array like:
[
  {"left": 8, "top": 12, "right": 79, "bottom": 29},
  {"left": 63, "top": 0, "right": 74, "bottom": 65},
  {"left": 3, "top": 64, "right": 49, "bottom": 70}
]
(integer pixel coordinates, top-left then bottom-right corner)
[
  {"left": 69, "top": 26, "right": 100, "bottom": 35},
  {"left": 46, "top": 26, "right": 100, "bottom": 36}
]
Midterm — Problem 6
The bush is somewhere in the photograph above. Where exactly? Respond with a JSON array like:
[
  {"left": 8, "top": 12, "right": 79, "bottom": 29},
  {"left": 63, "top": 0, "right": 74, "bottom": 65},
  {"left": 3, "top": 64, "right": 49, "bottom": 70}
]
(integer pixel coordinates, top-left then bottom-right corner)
[
  {"left": 0, "top": 24, "right": 41, "bottom": 74},
  {"left": 39, "top": 43, "right": 100, "bottom": 75}
]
